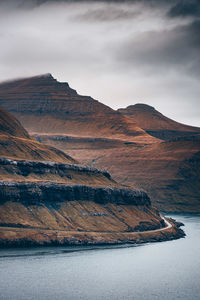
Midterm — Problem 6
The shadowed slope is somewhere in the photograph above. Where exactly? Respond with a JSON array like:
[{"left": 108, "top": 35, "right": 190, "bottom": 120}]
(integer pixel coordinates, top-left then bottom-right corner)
[
  {"left": 0, "top": 106, "right": 76, "bottom": 163},
  {"left": 118, "top": 104, "right": 200, "bottom": 140},
  {"left": 0, "top": 107, "right": 29, "bottom": 139}
]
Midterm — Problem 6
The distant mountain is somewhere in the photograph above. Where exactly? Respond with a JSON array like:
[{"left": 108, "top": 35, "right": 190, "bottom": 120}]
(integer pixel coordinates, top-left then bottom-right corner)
[
  {"left": 118, "top": 103, "right": 200, "bottom": 140},
  {"left": 0, "top": 74, "right": 157, "bottom": 144}
]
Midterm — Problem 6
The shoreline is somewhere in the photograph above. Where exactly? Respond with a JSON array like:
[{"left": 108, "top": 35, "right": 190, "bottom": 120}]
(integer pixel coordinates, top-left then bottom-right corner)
[{"left": 0, "top": 217, "right": 185, "bottom": 248}]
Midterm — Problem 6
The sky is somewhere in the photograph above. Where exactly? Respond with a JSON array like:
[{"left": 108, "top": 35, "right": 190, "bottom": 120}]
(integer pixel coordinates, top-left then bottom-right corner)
[{"left": 0, "top": 0, "right": 199, "bottom": 126}]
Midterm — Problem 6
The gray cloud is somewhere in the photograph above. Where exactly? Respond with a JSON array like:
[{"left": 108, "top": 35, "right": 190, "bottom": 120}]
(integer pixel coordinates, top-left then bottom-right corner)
[
  {"left": 168, "top": 0, "right": 200, "bottom": 18},
  {"left": 0, "top": 0, "right": 199, "bottom": 126},
  {"left": 114, "top": 20, "right": 200, "bottom": 76},
  {"left": 75, "top": 6, "right": 140, "bottom": 22}
]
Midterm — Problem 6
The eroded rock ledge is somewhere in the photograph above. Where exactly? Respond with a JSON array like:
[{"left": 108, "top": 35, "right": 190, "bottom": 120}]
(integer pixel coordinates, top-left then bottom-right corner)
[
  {"left": 0, "top": 181, "right": 150, "bottom": 206},
  {"left": 0, "top": 157, "right": 111, "bottom": 179}
]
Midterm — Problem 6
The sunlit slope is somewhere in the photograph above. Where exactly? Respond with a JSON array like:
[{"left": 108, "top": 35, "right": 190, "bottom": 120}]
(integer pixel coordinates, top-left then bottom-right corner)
[{"left": 0, "top": 74, "right": 158, "bottom": 143}]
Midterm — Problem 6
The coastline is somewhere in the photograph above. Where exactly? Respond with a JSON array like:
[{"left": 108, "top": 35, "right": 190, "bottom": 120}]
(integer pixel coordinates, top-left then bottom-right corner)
[{"left": 0, "top": 217, "right": 185, "bottom": 248}]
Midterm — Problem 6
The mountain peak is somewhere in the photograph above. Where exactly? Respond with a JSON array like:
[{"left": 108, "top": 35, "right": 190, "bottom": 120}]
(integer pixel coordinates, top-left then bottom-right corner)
[
  {"left": 118, "top": 102, "right": 200, "bottom": 140},
  {"left": 126, "top": 103, "right": 156, "bottom": 111}
]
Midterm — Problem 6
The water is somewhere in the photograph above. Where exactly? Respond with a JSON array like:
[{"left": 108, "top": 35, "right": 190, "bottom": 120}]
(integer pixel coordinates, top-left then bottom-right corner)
[{"left": 0, "top": 214, "right": 200, "bottom": 300}]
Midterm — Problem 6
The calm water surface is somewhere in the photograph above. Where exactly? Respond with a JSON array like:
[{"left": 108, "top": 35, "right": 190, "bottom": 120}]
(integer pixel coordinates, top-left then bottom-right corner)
[{"left": 0, "top": 214, "right": 200, "bottom": 300}]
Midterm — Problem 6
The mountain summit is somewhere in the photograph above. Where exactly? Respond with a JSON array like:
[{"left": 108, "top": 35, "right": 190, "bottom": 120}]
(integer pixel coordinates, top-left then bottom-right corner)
[
  {"left": 0, "top": 74, "right": 157, "bottom": 143},
  {"left": 118, "top": 103, "right": 200, "bottom": 140}
]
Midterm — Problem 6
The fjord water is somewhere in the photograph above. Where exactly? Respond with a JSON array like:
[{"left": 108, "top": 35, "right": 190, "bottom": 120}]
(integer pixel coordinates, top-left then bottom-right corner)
[{"left": 0, "top": 214, "right": 199, "bottom": 300}]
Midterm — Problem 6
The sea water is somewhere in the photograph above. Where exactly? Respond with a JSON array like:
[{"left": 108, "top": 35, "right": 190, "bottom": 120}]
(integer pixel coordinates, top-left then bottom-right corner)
[{"left": 0, "top": 214, "right": 199, "bottom": 300}]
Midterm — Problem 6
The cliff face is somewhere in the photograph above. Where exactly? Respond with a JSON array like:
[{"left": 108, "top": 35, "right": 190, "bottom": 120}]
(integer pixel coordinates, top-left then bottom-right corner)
[
  {"left": 0, "top": 157, "right": 116, "bottom": 187},
  {"left": 0, "top": 181, "right": 150, "bottom": 206},
  {"left": 0, "top": 181, "right": 184, "bottom": 246},
  {"left": 118, "top": 104, "right": 200, "bottom": 141},
  {"left": 0, "top": 74, "right": 157, "bottom": 144}
]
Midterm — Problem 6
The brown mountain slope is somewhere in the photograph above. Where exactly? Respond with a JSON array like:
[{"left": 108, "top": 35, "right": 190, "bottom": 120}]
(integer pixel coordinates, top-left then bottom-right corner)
[
  {"left": 38, "top": 135, "right": 199, "bottom": 212},
  {"left": 118, "top": 104, "right": 200, "bottom": 140},
  {"left": 0, "top": 106, "right": 76, "bottom": 163},
  {"left": 0, "top": 107, "right": 29, "bottom": 139},
  {"left": 90, "top": 139, "right": 200, "bottom": 212},
  {"left": 0, "top": 104, "right": 184, "bottom": 246},
  {"left": 0, "top": 74, "right": 158, "bottom": 144}
]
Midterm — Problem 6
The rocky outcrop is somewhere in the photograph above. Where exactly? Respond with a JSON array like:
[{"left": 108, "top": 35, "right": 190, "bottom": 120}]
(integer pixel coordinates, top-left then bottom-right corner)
[
  {"left": 0, "top": 157, "right": 111, "bottom": 179},
  {"left": 0, "top": 157, "right": 118, "bottom": 186},
  {"left": 0, "top": 181, "right": 150, "bottom": 206}
]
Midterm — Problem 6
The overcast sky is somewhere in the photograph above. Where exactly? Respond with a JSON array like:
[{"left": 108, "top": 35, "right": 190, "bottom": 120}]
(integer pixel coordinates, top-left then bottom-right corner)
[{"left": 0, "top": 0, "right": 199, "bottom": 126}]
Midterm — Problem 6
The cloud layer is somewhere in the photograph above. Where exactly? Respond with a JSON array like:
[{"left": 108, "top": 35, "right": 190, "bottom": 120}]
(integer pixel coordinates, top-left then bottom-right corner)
[{"left": 0, "top": 0, "right": 199, "bottom": 126}]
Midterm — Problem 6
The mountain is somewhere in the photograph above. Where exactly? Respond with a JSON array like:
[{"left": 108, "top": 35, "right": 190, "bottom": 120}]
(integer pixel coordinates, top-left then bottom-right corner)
[
  {"left": 0, "top": 107, "right": 183, "bottom": 246},
  {"left": 0, "top": 74, "right": 198, "bottom": 213},
  {"left": 0, "top": 74, "right": 158, "bottom": 144},
  {"left": 118, "top": 103, "right": 200, "bottom": 140}
]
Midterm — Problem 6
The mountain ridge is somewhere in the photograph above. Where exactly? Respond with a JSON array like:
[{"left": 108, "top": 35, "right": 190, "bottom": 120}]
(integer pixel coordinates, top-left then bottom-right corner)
[{"left": 0, "top": 74, "right": 158, "bottom": 143}]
